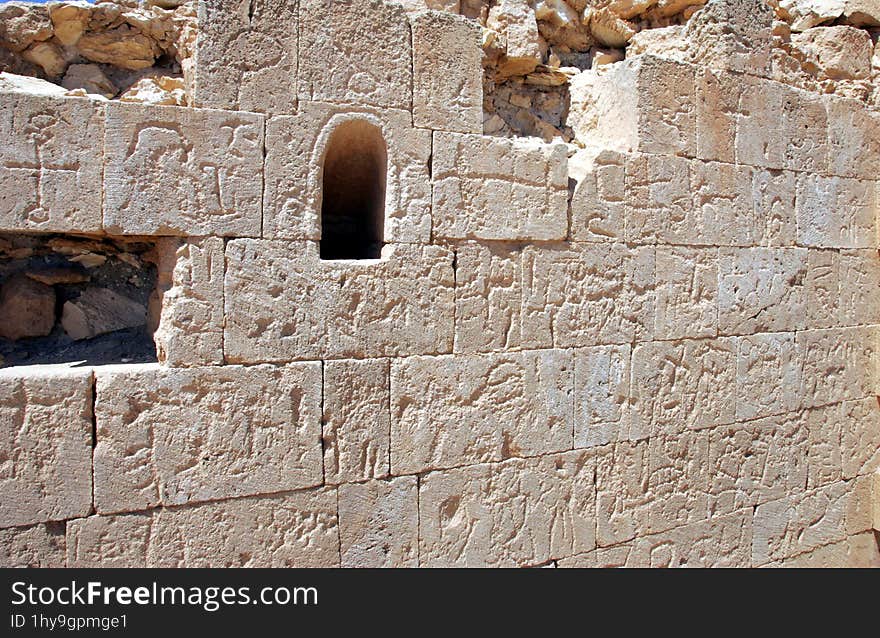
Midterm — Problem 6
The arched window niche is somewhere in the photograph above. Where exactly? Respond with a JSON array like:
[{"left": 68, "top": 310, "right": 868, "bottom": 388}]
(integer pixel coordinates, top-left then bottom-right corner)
[{"left": 319, "top": 119, "right": 387, "bottom": 260}]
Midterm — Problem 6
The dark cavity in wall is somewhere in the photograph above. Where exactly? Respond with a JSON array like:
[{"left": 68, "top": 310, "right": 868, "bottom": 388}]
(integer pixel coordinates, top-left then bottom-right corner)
[
  {"left": 320, "top": 119, "right": 387, "bottom": 260},
  {"left": 0, "top": 233, "right": 159, "bottom": 367}
]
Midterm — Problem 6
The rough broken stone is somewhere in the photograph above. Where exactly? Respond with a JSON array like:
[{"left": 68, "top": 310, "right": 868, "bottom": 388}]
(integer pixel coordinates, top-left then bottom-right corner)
[
  {"left": 61, "top": 63, "right": 117, "bottom": 98},
  {"left": 0, "top": 273, "right": 56, "bottom": 341},
  {"left": 93, "top": 363, "right": 322, "bottom": 514},
  {"left": 0, "top": 523, "right": 66, "bottom": 568},
  {"left": 61, "top": 287, "right": 147, "bottom": 341},
  {"left": 792, "top": 25, "right": 873, "bottom": 81},
  {"left": 0, "top": 366, "right": 92, "bottom": 528},
  {"left": 568, "top": 149, "right": 626, "bottom": 242},
  {"left": 118, "top": 75, "right": 186, "bottom": 106},
  {"left": 487, "top": 0, "right": 542, "bottom": 78},
  {"left": 339, "top": 477, "right": 418, "bottom": 567}
]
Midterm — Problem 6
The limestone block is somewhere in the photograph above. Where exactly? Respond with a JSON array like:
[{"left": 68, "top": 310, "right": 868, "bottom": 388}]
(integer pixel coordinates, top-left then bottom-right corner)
[
  {"left": 323, "top": 359, "right": 390, "bottom": 484},
  {"left": 411, "top": 11, "right": 482, "bottom": 134},
  {"left": 93, "top": 363, "right": 322, "bottom": 514},
  {"left": 69, "top": 490, "right": 339, "bottom": 567},
  {"left": 647, "top": 431, "right": 710, "bottom": 534},
  {"left": 569, "top": 55, "right": 696, "bottom": 157},
  {"left": 264, "top": 103, "right": 431, "bottom": 243},
  {"left": 520, "top": 243, "right": 655, "bottom": 349},
  {"left": 419, "top": 452, "right": 596, "bottom": 567},
  {"left": 0, "top": 366, "right": 92, "bottom": 529},
  {"left": 803, "top": 404, "right": 843, "bottom": 489},
  {"left": 695, "top": 68, "right": 740, "bottom": 163},
  {"left": 841, "top": 398, "right": 880, "bottom": 480},
  {"left": 654, "top": 246, "right": 718, "bottom": 340},
  {"left": 103, "top": 102, "right": 264, "bottom": 237},
  {"left": 0, "top": 93, "right": 103, "bottom": 233},
  {"left": 753, "top": 482, "right": 848, "bottom": 565},
  {"left": 795, "top": 174, "right": 877, "bottom": 249},
  {"left": 708, "top": 414, "right": 807, "bottom": 518},
  {"left": 454, "top": 242, "right": 525, "bottom": 354},
  {"left": 573, "top": 345, "right": 631, "bottom": 448},
  {"left": 781, "top": 532, "right": 880, "bottom": 568},
  {"left": 195, "top": 0, "right": 298, "bottom": 114},
  {"left": 839, "top": 249, "right": 880, "bottom": 326},
  {"left": 792, "top": 25, "right": 873, "bottom": 81},
  {"left": 338, "top": 477, "right": 418, "bottom": 568},
  {"left": 845, "top": 475, "right": 875, "bottom": 535},
  {"left": 630, "top": 338, "right": 736, "bottom": 437},
  {"left": 390, "top": 350, "right": 573, "bottom": 474},
  {"left": 569, "top": 150, "right": 626, "bottom": 243},
  {"left": 798, "top": 327, "right": 876, "bottom": 409},
  {"left": 224, "top": 241, "right": 455, "bottom": 362},
  {"left": 0, "top": 523, "right": 65, "bottom": 567},
  {"left": 736, "top": 333, "right": 802, "bottom": 421},
  {"left": 624, "top": 154, "right": 691, "bottom": 243},
  {"left": 487, "top": 0, "right": 541, "bottom": 77},
  {"left": 751, "top": 168, "right": 798, "bottom": 246},
  {"left": 153, "top": 237, "right": 225, "bottom": 367},
  {"left": 825, "top": 95, "right": 880, "bottom": 180},
  {"left": 595, "top": 441, "right": 651, "bottom": 546},
  {"left": 299, "top": 0, "right": 412, "bottom": 110},
  {"left": 684, "top": 0, "right": 775, "bottom": 76},
  {"left": 874, "top": 472, "right": 880, "bottom": 532},
  {"left": 432, "top": 132, "right": 569, "bottom": 241}
]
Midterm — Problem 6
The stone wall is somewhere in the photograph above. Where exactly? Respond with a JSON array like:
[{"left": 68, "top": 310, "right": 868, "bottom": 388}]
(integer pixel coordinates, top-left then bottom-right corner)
[{"left": 0, "top": 0, "right": 878, "bottom": 568}]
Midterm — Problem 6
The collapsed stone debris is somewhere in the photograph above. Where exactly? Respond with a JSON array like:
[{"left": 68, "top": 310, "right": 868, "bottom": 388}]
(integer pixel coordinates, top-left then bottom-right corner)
[{"left": 0, "top": 0, "right": 878, "bottom": 568}]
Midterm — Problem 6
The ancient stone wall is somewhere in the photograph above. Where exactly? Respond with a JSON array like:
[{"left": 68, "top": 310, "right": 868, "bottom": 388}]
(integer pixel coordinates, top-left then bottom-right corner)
[{"left": 0, "top": 0, "right": 879, "bottom": 567}]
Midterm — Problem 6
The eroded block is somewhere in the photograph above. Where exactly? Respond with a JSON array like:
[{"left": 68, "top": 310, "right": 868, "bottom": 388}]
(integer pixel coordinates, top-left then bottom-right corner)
[
  {"left": 0, "top": 366, "right": 92, "bottom": 528},
  {"left": 411, "top": 11, "right": 482, "bottom": 134},
  {"left": 796, "top": 175, "right": 877, "bottom": 249},
  {"left": 432, "top": 132, "right": 568, "bottom": 241},
  {"left": 390, "top": 350, "right": 573, "bottom": 474},
  {"left": 94, "top": 363, "right": 322, "bottom": 514},
  {"left": 195, "top": 0, "right": 299, "bottom": 114},
  {"left": 798, "top": 328, "right": 875, "bottom": 409},
  {"left": 419, "top": 452, "right": 595, "bottom": 567},
  {"left": 736, "top": 333, "right": 802, "bottom": 421},
  {"left": 104, "top": 102, "right": 264, "bottom": 237},
  {"left": 339, "top": 477, "right": 418, "bottom": 568},
  {"left": 825, "top": 95, "right": 880, "bottom": 180},
  {"left": 67, "top": 514, "right": 151, "bottom": 568},
  {"left": 224, "top": 241, "right": 454, "bottom": 362},
  {"left": 323, "top": 359, "right": 390, "bottom": 484},
  {"left": 839, "top": 250, "right": 880, "bottom": 326},
  {"left": 0, "top": 93, "right": 102, "bottom": 233},
  {"left": 841, "top": 397, "right": 880, "bottom": 480},
  {"left": 569, "top": 150, "right": 626, "bottom": 243},
  {"left": 0, "top": 523, "right": 65, "bottom": 567},
  {"left": 573, "top": 345, "right": 631, "bottom": 448},
  {"left": 264, "top": 103, "right": 431, "bottom": 242},
  {"left": 654, "top": 246, "right": 718, "bottom": 340},
  {"left": 646, "top": 431, "right": 710, "bottom": 534}
]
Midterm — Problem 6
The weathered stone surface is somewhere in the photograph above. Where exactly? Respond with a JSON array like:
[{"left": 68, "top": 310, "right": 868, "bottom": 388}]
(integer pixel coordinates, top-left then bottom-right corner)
[
  {"left": 824, "top": 95, "right": 880, "bottom": 179},
  {"left": 654, "top": 246, "right": 718, "bottom": 340},
  {"left": 0, "top": 2, "right": 53, "bottom": 53},
  {"left": 263, "top": 103, "right": 431, "bottom": 242},
  {"left": 798, "top": 327, "right": 876, "bottom": 409},
  {"left": 432, "top": 132, "right": 568, "bottom": 241},
  {"left": 781, "top": 532, "right": 880, "bottom": 568},
  {"left": 839, "top": 249, "right": 880, "bottom": 326},
  {"left": 103, "top": 102, "right": 264, "bottom": 237},
  {"left": 736, "top": 332, "right": 802, "bottom": 421},
  {"left": 77, "top": 26, "right": 161, "bottom": 70},
  {"left": 339, "top": 477, "right": 418, "bottom": 568},
  {"left": 119, "top": 76, "right": 187, "bottom": 107},
  {"left": 299, "top": 0, "right": 412, "bottom": 110},
  {"left": 792, "top": 26, "right": 873, "bottom": 81},
  {"left": 153, "top": 237, "right": 225, "bottom": 367},
  {"left": 195, "top": 0, "right": 298, "bottom": 114},
  {"left": 61, "top": 287, "right": 146, "bottom": 340},
  {"left": 93, "top": 364, "right": 322, "bottom": 514},
  {"left": 0, "top": 366, "right": 92, "bottom": 528},
  {"left": 61, "top": 63, "right": 117, "bottom": 98},
  {"left": 569, "top": 150, "right": 626, "bottom": 242},
  {"left": 323, "top": 359, "right": 390, "bottom": 484},
  {"left": 630, "top": 338, "right": 736, "bottom": 437},
  {"left": 0, "top": 93, "right": 103, "bottom": 233},
  {"left": 411, "top": 11, "right": 482, "bottom": 134},
  {"left": 0, "top": 273, "right": 55, "bottom": 341},
  {"left": 224, "top": 241, "right": 455, "bottom": 363},
  {"left": 781, "top": 0, "right": 880, "bottom": 31},
  {"left": 574, "top": 345, "right": 631, "bottom": 448},
  {"left": 419, "top": 452, "right": 595, "bottom": 567},
  {"left": 796, "top": 175, "right": 877, "bottom": 248},
  {"left": 0, "top": 522, "right": 65, "bottom": 567},
  {"left": 595, "top": 441, "right": 651, "bottom": 546},
  {"left": 486, "top": 0, "right": 542, "bottom": 77},
  {"left": 646, "top": 430, "right": 711, "bottom": 534},
  {"left": 68, "top": 490, "right": 339, "bottom": 567},
  {"left": 841, "top": 397, "right": 880, "bottom": 479},
  {"left": 391, "top": 350, "right": 573, "bottom": 474}
]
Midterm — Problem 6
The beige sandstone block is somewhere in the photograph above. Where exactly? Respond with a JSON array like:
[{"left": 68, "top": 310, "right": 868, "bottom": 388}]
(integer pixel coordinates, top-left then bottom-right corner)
[
  {"left": 411, "top": 11, "right": 482, "bottom": 134},
  {"left": 419, "top": 452, "right": 596, "bottom": 567},
  {"left": 432, "top": 132, "right": 569, "bottom": 241},
  {"left": 802, "top": 404, "right": 843, "bottom": 490},
  {"left": 94, "top": 363, "right": 322, "bottom": 514},
  {"left": 224, "top": 241, "right": 454, "bottom": 362},
  {"left": 103, "top": 102, "right": 264, "bottom": 237},
  {"left": 624, "top": 153, "right": 692, "bottom": 243},
  {"left": 646, "top": 431, "right": 710, "bottom": 534},
  {"left": 0, "top": 93, "right": 102, "bottom": 233},
  {"left": 339, "top": 477, "right": 418, "bottom": 568},
  {"left": 753, "top": 481, "right": 848, "bottom": 566},
  {"left": 596, "top": 441, "right": 651, "bottom": 547},
  {"left": 556, "top": 545, "right": 632, "bottom": 568},
  {"left": 654, "top": 246, "right": 718, "bottom": 340},
  {"left": 736, "top": 333, "right": 802, "bottom": 421},
  {"left": 153, "top": 237, "right": 225, "bottom": 367},
  {"left": 630, "top": 338, "right": 736, "bottom": 437},
  {"left": 390, "top": 350, "right": 573, "bottom": 474},
  {"left": 573, "top": 345, "right": 631, "bottom": 448},
  {"left": 69, "top": 490, "right": 339, "bottom": 567},
  {"left": 839, "top": 250, "right": 880, "bottom": 326},
  {"left": 825, "top": 95, "right": 880, "bottom": 180},
  {"left": 751, "top": 168, "right": 797, "bottom": 246},
  {"left": 0, "top": 366, "right": 92, "bottom": 529},
  {"left": 0, "top": 523, "right": 65, "bottom": 567},
  {"left": 264, "top": 103, "right": 432, "bottom": 242},
  {"left": 323, "top": 359, "right": 390, "bottom": 484},
  {"left": 520, "top": 243, "right": 655, "bottom": 349},
  {"left": 840, "top": 398, "right": 880, "bottom": 480},
  {"left": 299, "top": 0, "right": 412, "bottom": 110},
  {"left": 874, "top": 471, "right": 880, "bottom": 532},
  {"left": 695, "top": 67, "right": 741, "bottom": 163},
  {"left": 795, "top": 175, "right": 877, "bottom": 249},
  {"left": 195, "top": 1, "right": 299, "bottom": 114},
  {"left": 569, "top": 150, "right": 626, "bottom": 243},
  {"left": 781, "top": 533, "right": 880, "bottom": 568},
  {"left": 798, "top": 328, "right": 876, "bottom": 409},
  {"left": 708, "top": 414, "right": 807, "bottom": 518}
]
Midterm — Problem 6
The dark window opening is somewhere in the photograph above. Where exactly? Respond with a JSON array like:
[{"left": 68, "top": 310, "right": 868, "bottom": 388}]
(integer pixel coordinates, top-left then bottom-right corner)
[{"left": 320, "top": 120, "right": 387, "bottom": 260}]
